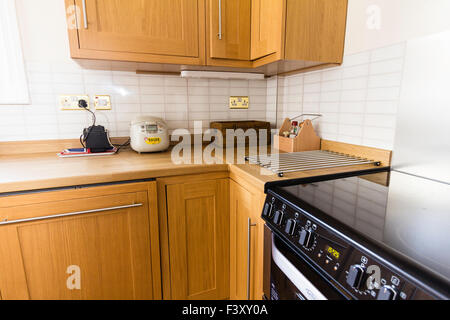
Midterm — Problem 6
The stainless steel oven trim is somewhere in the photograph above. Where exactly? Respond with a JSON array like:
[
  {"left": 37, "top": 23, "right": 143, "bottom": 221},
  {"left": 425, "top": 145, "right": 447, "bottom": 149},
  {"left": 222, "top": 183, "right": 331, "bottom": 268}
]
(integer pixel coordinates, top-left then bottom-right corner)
[{"left": 271, "top": 235, "right": 327, "bottom": 300}]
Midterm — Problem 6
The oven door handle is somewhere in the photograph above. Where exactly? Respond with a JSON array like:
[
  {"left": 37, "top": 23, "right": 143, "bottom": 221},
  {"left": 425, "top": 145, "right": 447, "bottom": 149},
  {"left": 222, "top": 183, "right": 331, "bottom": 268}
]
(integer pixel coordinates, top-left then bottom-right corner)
[{"left": 271, "top": 235, "right": 327, "bottom": 300}]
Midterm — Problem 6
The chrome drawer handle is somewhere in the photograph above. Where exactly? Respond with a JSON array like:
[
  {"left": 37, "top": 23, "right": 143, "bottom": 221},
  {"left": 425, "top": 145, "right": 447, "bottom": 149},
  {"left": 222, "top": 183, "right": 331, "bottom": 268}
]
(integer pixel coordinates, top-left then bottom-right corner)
[{"left": 0, "top": 203, "right": 143, "bottom": 226}]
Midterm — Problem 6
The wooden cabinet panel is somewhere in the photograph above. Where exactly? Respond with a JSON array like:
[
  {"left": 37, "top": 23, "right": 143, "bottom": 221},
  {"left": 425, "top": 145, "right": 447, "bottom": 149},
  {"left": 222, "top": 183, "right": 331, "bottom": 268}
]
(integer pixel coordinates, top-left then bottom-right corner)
[
  {"left": 165, "top": 177, "right": 229, "bottom": 300},
  {"left": 250, "top": 0, "right": 284, "bottom": 60},
  {"left": 67, "top": 0, "right": 205, "bottom": 64},
  {"left": 230, "top": 181, "right": 251, "bottom": 300},
  {"left": 230, "top": 179, "right": 266, "bottom": 300},
  {"left": 208, "top": 0, "right": 251, "bottom": 60},
  {"left": 207, "top": 0, "right": 283, "bottom": 66},
  {"left": 285, "top": 0, "right": 348, "bottom": 63},
  {"left": 77, "top": 0, "right": 199, "bottom": 56},
  {"left": 0, "top": 182, "right": 161, "bottom": 300}
]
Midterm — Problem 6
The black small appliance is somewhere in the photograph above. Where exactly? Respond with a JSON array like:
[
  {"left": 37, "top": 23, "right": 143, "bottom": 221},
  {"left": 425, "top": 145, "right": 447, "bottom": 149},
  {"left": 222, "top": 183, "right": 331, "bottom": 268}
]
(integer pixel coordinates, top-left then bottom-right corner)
[{"left": 78, "top": 99, "right": 114, "bottom": 153}]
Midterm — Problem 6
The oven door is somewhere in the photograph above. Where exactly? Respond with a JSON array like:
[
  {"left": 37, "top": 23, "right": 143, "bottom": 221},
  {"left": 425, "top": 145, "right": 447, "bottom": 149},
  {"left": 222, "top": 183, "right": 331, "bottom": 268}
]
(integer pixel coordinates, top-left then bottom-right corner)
[{"left": 263, "top": 226, "right": 348, "bottom": 300}]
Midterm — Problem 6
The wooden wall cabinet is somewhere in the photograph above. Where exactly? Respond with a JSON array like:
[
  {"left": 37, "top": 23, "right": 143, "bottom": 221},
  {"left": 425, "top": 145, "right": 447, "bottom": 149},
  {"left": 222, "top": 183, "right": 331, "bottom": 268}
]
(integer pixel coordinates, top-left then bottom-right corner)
[
  {"left": 229, "top": 179, "right": 266, "bottom": 300},
  {"left": 157, "top": 173, "right": 230, "bottom": 300},
  {"left": 206, "top": 0, "right": 284, "bottom": 67},
  {"left": 65, "top": 0, "right": 348, "bottom": 75},
  {"left": 66, "top": 0, "right": 205, "bottom": 65},
  {"left": 206, "top": 0, "right": 348, "bottom": 71},
  {"left": 0, "top": 182, "right": 161, "bottom": 300}
]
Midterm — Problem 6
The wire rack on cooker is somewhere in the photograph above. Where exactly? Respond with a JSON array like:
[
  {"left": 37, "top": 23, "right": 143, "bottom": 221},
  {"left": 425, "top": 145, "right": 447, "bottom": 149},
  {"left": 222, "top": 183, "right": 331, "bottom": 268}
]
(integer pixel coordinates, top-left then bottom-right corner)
[{"left": 246, "top": 150, "right": 381, "bottom": 177}]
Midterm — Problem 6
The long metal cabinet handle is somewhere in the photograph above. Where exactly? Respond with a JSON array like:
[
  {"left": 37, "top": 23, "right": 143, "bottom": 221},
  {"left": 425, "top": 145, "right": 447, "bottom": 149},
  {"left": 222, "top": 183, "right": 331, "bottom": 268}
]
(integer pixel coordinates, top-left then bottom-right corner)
[
  {"left": 218, "top": 0, "right": 222, "bottom": 39},
  {"left": 0, "top": 203, "right": 143, "bottom": 226},
  {"left": 82, "top": 0, "right": 88, "bottom": 29},
  {"left": 247, "top": 217, "right": 257, "bottom": 300}
]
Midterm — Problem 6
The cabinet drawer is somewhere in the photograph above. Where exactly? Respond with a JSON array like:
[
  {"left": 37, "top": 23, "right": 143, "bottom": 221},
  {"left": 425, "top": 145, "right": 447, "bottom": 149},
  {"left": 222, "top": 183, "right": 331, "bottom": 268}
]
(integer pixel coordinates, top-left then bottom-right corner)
[
  {"left": 0, "top": 192, "right": 143, "bottom": 224},
  {"left": 0, "top": 182, "right": 161, "bottom": 300}
]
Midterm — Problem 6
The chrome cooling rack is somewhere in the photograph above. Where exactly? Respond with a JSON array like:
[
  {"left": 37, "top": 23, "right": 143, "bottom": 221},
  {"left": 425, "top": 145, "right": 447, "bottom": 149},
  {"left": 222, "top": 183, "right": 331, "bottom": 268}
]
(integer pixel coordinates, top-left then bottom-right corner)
[{"left": 246, "top": 150, "right": 381, "bottom": 177}]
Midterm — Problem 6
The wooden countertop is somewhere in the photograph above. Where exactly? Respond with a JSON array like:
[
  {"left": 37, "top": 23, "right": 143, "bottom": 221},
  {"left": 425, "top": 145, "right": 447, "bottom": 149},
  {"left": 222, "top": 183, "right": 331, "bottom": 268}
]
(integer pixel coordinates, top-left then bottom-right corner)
[
  {"left": 0, "top": 148, "right": 227, "bottom": 194},
  {"left": 0, "top": 141, "right": 391, "bottom": 194}
]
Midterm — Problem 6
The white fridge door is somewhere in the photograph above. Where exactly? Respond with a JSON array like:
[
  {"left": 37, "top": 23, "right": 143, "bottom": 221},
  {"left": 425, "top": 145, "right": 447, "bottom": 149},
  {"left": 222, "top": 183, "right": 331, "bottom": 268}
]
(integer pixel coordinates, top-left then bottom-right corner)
[{"left": 394, "top": 30, "right": 450, "bottom": 183}]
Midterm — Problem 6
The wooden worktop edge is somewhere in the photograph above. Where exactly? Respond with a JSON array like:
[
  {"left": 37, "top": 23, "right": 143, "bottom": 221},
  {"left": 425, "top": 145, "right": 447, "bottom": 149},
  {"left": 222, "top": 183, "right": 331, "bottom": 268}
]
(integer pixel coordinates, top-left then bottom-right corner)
[
  {"left": 0, "top": 164, "right": 229, "bottom": 195},
  {"left": 321, "top": 140, "right": 392, "bottom": 167}
]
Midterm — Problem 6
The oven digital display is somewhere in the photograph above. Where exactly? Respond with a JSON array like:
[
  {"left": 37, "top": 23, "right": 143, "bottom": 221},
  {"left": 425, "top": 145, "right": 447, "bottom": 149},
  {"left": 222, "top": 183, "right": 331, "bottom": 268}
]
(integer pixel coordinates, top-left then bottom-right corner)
[{"left": 326, "top": 245, "right": 341, "bottom": 260}]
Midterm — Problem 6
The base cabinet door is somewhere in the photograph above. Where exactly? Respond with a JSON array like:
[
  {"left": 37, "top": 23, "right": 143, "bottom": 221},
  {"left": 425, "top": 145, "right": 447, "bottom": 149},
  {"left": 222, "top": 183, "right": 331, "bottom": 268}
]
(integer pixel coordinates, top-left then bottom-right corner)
[
  {"left": 0, "top": 182, "right": 161, "bottom": 300},
  {"left": 165, "top": 177, "right": 230, "bottom": 300},
  {"left": 230, "top": 180, "right": 266, "bottom": 300}
]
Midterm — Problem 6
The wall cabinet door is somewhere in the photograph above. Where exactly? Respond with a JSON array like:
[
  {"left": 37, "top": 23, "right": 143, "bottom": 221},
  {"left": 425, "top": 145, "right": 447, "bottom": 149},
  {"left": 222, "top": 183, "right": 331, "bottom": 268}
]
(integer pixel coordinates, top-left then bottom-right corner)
[
  {"left": 0, "top": 182, "right": 161, "bottom": 300},
  {"left": 250, "top": 0, "right": 284, "bottom": 60},
  {"left": 165, "top": 178, "right": 230, "bottom": 300},
  {"left": 285, "top": 0, "right": 348, "bottom": 63},
  {"left": 208, "top": 0, "right": 252, "bottom": 60},
  {"left": 70, "top": 0, "right": 204, "bottom": 62},
  {"left": 230, "top": 180, "right": 266, "bottom": 300},
  {"left": 207, "top": 0, "right": 284, "bottom": 64}
]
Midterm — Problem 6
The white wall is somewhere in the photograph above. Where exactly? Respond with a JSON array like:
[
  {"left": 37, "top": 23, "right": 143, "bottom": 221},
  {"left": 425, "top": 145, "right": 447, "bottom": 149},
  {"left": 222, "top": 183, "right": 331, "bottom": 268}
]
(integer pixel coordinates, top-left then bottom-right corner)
[
  {"left": 345, "top": 0, "right": 450, "bottom": 54},
  {"left": 2, "top": 0, "right": 450, "bottom": 144},
  {"left": 16, "top": 0, "right": 72, "bottom": 62},
  {"left": 0, "top": 0, "right": 267, "bottom": 141},
  {"left": 275, "top": 0, "right": 450, "bottom": 150},
  {"left": 276, "top": 43, "right": 405, "bottom": 150}
]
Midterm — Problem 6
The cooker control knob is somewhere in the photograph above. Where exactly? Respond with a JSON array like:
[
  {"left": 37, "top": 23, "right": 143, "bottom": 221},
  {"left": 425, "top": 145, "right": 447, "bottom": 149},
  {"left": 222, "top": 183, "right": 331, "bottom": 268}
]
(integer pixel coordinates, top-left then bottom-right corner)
[
  {"left": 284, "top": 219, "right": 296, "bottom": 235},
  {"left": 377, "top": 285, "right": 398, "bottom": 300},
  {"left": 299, "top": 229, "right": 314, "bottom": 248},
  {"left": 273, "top": 210, "right": 284, "bottom": 225},
  {"left": 346, "top": 265, "right": 366, "bottom": 289},
  {"left": 263, "top": 202, "right": 273, "bottom": 218}
]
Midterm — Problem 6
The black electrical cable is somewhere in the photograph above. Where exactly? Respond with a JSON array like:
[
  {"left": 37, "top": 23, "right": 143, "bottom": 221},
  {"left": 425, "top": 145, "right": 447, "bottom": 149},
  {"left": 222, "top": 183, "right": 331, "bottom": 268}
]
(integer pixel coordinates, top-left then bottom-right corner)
[
  {"left": 113, "top": 138, "right": 131, "bottom": 154},
  {"left": 78, "top": 99, "right": 96, "bottom": 148}
]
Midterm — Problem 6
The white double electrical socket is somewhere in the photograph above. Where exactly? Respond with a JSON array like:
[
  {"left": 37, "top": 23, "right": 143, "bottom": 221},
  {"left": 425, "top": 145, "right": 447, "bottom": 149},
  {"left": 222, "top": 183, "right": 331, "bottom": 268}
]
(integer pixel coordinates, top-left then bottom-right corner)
[{"left": 59, "top": 95, "right": 90, "bottom": 110}]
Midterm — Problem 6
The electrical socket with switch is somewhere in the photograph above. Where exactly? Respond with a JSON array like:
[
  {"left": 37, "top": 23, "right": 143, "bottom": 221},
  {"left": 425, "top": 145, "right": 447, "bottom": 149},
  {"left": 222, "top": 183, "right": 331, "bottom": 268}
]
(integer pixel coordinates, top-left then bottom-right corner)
[
  {"left": 229, "top": 96, "right": 249, "bottom": 109},
  {"left": 94, "top": 95, "right": 112, "bottom": 110},
  {"left": 59, "top": 95, "right": 90, "bottom": 110}
]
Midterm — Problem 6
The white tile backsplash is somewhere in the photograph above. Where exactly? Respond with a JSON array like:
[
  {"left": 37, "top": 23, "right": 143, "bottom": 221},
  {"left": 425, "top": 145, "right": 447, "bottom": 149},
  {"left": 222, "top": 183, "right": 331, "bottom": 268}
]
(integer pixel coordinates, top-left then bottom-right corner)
[
  {"left": 371, "top": 43, "right": 405, "bottom": 62},
  {"left": 0, "top": 60, "right": 267, "bottom": 141},
  {"left": 273, "top": 42, "right": 407, "bottom": 150},
  {"left": 342, "top": 51, "right": 371, "bottom": 67},
  {"left": 304, "top": 72, "right": 321, "bottom": 84},
  {"left": 369, "top": 58, "right": 404, "bottom": 75},
  {"left": 342, "top": 64, "right": 369, "bottom": 79},
  {"left": 0, "top": 41, "right": 409, "bottom": 151},
  {"left": 368, "top": 73, "right": 403, "bottom": 88}
]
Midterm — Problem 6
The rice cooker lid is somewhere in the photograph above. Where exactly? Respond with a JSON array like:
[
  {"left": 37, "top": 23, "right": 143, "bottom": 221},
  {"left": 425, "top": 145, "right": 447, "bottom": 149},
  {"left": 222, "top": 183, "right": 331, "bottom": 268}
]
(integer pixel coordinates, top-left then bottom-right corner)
[{"left": 131, "top": 116, "right": 167, "bottom": 127}]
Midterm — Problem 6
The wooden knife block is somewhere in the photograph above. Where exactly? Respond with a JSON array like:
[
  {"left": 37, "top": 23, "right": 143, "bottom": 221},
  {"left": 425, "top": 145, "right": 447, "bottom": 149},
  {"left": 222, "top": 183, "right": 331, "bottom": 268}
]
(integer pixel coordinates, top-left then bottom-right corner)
[{"left": 273, "top": 118, "right": 321, "bottom": 153}]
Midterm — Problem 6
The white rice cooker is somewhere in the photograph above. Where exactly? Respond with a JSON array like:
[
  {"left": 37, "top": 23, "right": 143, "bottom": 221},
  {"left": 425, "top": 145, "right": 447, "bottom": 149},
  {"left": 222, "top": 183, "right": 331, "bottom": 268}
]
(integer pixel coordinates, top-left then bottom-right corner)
[{"left": 130, "top": 116, "right": 170, "bottom": 153}]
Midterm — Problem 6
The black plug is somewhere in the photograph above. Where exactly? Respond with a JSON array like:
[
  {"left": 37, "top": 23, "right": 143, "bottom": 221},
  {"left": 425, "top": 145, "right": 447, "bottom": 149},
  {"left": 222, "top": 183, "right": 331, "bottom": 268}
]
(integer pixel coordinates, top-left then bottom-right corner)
[
  {"left": 78, "top": 98, "right": 96, "bottom": 127},
  {"left": 78, "top": 99, "right": 88, "bottom": 109}
]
